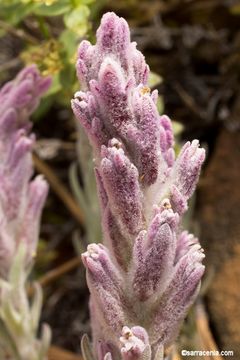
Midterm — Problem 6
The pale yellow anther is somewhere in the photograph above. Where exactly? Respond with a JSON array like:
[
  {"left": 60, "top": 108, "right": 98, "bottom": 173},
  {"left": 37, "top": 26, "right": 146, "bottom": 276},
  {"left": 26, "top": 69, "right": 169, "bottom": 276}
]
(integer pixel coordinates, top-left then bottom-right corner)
[
  {"left": 122, "top": 328, "right": 133, "bottom": 340},
  {"left": 112, "top": 139, "right": 122, "bottom": 149},
  {"left": 140, "top": 86, "right": 150, "bottom": 95},
  {"left": 162, "top": 198, "right": 172, "bottom": 209}
]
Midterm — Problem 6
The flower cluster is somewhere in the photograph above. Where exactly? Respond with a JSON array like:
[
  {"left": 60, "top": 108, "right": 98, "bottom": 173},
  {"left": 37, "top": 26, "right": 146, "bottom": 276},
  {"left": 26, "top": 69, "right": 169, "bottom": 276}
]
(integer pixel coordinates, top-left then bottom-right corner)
[
  {"left": 72, "top": 12, "right": 205, "bottom": 360},
  {"left": 0, "top": 65, "right": 51, "bottom": 360},
  {"left": 0, "top": 65, "right": 51, "bottom": 278}
]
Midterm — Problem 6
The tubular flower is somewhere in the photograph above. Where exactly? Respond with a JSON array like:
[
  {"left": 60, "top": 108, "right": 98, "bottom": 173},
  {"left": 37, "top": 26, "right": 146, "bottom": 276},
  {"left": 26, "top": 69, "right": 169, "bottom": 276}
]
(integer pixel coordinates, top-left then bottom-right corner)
[
  {"left": 0, "top": 66, "right": 51, "bottom": 360},
  {"left": 72, "top": 12, "right": 205, "bottom": 360},
  {"left": 0, "top": 65, "right": 51, "bottom": 278}
]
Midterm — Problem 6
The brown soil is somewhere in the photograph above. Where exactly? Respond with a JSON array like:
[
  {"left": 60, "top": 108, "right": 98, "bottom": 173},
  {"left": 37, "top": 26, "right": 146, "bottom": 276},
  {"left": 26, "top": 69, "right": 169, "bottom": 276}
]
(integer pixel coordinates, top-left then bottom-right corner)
[{"left": 197, "top": 129, "right": 240, "bottom": 357}]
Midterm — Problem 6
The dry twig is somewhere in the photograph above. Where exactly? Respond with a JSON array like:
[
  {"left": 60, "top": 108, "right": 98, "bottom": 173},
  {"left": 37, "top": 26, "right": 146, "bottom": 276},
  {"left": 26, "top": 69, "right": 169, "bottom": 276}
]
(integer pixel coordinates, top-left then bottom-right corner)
[
  {"left": 38, "top": 256, "right": 82, "bottom": 288},
  {"left": 27, "top": 255, "right": 82, "bottom": 296},
  {"left": 174, "top": 83, "right": 206, "bottom": 120}
]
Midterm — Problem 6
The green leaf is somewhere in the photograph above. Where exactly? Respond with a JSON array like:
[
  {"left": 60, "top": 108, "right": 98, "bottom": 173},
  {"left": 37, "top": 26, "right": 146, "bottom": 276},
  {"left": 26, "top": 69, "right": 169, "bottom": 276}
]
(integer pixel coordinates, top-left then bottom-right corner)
[
  {"left": 81, "top": 334, "right": 95, "bottom": 360},
  {"left": 44, "top": 73, "right": 61, "bottom": 96},
  {"left": 64, "top": 4, "right": 90, "bottom": 36},
  {"left": 34, "top": 0, "right": 71, "bottom": 17},
  {"left": 30, "top": 283, "right": 43, "bottom": 332},
  {"left": 0, "top": 319, "right": 21, "bottom": 360},
  {"left": 38, "top": 324, "right": 51, "bottom": 360},
  {"left": 172, "top": 120, "right": 184, "bottom": 137},
  {"left": 32, "top": 96, "right": 54, "bottom": 122},
  {"left": 0, "top": 3, "right": 38, "bottom": 25},
  {"left": 60, "top": 29, "right": 79, "bottom": 58},
  {"left": 8, "top": 243, "right": 26, "bottom": 287},
  {"left": 69, "top": 162, "right": 88, "bottom": 213},
  {"left": 59, "top": 63, "right": 75, "bottom": 89},
  {"left": 157, "top": 96, "right": 164, "bottom": 114},
  {"left": 73, "top": 0, "right": 95, "bottom": 4},
  {"left": 148, "top": 71, "right": 163, "bottom": 88}
]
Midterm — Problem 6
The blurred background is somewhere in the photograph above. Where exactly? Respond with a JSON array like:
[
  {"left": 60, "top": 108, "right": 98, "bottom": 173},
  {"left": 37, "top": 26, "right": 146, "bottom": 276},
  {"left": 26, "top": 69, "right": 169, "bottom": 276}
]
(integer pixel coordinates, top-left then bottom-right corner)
[{"left": 0, "top": 0, "right": 239, "bottom": 358}]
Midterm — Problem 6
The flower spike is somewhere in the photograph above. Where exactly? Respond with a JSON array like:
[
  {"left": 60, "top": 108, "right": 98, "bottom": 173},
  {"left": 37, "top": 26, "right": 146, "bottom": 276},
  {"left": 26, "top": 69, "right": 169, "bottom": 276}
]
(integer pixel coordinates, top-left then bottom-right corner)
[{"left": 73, "top": 12, "right": 205, "bottom": 360}]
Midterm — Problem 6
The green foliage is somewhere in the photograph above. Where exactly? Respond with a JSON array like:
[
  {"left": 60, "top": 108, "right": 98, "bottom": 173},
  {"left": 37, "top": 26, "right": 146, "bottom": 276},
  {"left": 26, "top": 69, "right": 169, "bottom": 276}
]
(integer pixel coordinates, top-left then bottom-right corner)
[
  {"left": 34, "top": 1, "right": 71, "bottom": 17},
  {"left": 0, "top": 2, "right": 38, "bottom": 26},
  {"left": 64, "top": 4, "right": 91, "bottom": 36},
  {"left": 69, "top": 136, "right": 102, "bottom": 246},
  {"left": 0, "top": 0, "right": 96, "bottom": 109},
  {"left": 0, "top": 1, "right": 91, "bottom": 24},
  {"left": 148, "top": 71, "right": 162, "bottom": 88},
  {"left": 81, "top": 334, "right": 95, "bottom": 360},
  {"left": 0, "top": 245, "right": 51, "bottom": 360}
]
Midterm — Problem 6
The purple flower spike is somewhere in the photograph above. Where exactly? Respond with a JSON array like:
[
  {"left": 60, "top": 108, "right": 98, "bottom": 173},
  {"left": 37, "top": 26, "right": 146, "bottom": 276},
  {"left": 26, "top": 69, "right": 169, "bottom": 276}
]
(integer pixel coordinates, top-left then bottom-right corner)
[
  {"left": 159, "top": 115, "right": 175, "bottom": 167},
  {"left": 0, "top": 66, "right": 50, "bottom": 278},
  {"left": 151, "top": 245, "right": 205, "bottom": 346},
  {"left": 175, "top": 231, "right": 199, "bottom": 263},
  {"left": 170, "top": 140, "right": 205, "bottom": 215},
  {"left": 0, "top": 67, "right": 51, "bottom": 359},
  {"left": 102, "top": 207, "right": 132, "bottom": 269},
  {"left": 76, "top": 13, "right": 148, "bottom": 89},
  {"left": 100, "top": 141, "right": 143, "bottom": 237},
  {"left": 132, "top": 205, "right": 179, "bottom": 301},
  {"left": 19, "top": 175, "right": 49, "bottom": 261},
  {"left": 0, "top": 65, "right": 51, "bottom": 127},
  {"left": 72, "top": 13, "right": 161, "bottom": 185},
  {"left": 73, "top": 12, "right": 205, "bottom": 360},
  {"left": 82, "top": 244, "right": 126, "bottom": 335}
]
